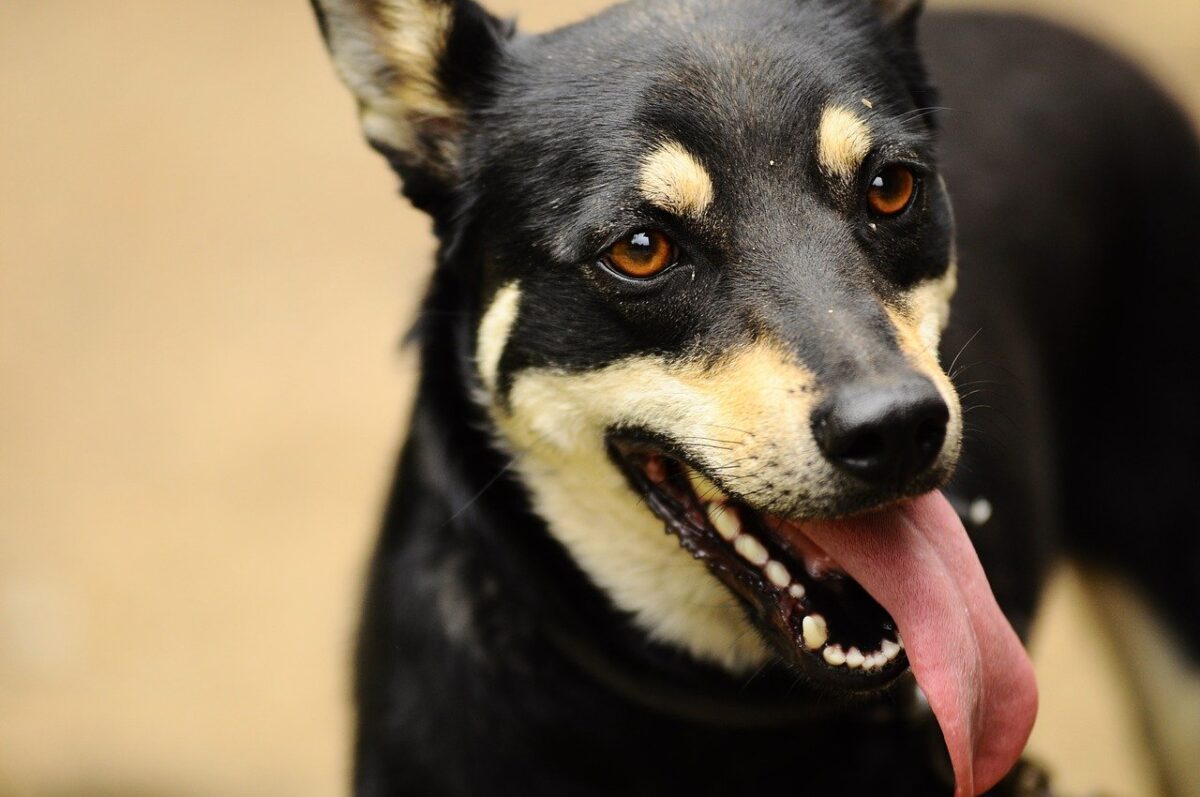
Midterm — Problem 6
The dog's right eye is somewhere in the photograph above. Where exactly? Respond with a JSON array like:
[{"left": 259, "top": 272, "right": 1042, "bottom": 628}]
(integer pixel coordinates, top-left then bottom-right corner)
[{"left": 603, "top": 231, "right": 677, "bottom": 279}]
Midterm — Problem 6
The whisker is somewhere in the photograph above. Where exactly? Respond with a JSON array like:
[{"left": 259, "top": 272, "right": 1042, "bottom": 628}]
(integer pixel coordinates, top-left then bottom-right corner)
[
  {"left": 953, "top": 379, "right": 1003, "bottom": 390},
  {"left": 946, "top": 327, "right": 983, "bottom": 378},
  {"left": 899, "top": 105, "right": 953, "bottom": 124},
  {"left": 694, "top": 422, "right": 757, "bottom": 438}
]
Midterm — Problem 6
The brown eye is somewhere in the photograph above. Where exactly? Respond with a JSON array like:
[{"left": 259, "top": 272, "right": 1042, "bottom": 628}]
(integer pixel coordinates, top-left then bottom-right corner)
[
  {"left": 867, "top": 164, "right": 917, "bottom": 217},
  {"left": 604, "top": 230, "right": 676, "bottom": 279}
]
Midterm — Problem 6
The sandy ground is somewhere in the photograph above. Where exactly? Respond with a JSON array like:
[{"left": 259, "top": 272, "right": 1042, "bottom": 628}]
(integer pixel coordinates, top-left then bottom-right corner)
[{"left": 1, "top": 1, "right": 1197, "bottom": 795}]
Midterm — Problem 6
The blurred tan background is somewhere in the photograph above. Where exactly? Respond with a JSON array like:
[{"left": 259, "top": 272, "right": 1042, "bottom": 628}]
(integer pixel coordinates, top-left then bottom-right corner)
[{"left": 1, "top": 1, "right": 1196, "bottom": 795}]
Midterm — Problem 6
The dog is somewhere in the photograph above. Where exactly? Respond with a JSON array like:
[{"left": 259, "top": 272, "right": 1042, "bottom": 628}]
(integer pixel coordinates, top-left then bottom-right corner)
[{"left": 308, "top": 0, "right": 1200, "bottom": 793}]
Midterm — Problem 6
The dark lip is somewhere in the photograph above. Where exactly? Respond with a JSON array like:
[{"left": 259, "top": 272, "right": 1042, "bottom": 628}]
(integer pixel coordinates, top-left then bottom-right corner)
[{"left": 607, "top": 434, "right": 911, "bottom": 694}]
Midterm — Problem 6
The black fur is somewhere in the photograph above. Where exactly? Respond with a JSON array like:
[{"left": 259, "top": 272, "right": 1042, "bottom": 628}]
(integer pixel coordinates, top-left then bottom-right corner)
[{"left": 311, "top": 1, "right": 1200, "bottom": 793}]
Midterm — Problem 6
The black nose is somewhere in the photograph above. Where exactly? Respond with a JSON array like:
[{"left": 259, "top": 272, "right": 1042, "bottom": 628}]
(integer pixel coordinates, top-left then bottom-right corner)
[{"left": 812, "top": 377, "right": 949, "bottom": 485}]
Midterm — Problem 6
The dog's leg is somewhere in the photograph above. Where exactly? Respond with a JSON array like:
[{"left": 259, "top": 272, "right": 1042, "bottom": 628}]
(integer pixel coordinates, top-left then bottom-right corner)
[{"left": 1084, "top": 570, "right": 1200, "bottom": 797}]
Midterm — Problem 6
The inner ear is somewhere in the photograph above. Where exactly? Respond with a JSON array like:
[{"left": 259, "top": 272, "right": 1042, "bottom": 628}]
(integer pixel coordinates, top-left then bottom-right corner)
[{"left": 311, "top": 0, "right": 512, "bottom": 216}]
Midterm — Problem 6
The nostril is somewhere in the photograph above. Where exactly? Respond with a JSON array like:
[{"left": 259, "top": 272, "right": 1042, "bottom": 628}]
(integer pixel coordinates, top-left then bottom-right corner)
[
  {"left": 837, "top": 430, "right": 887, "bottom": 466},
  {"left": 914, "top": 409, "right": 949, "bottom": 459}
]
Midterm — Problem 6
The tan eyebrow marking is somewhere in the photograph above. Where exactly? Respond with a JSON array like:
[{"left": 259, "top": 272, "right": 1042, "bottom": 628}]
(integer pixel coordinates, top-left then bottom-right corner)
[
  {"left": 639, "top": 141, "right": 716, "bottom": 218},
  {"left": 817, "top": 105, "right": 873, "bottom": 179}
]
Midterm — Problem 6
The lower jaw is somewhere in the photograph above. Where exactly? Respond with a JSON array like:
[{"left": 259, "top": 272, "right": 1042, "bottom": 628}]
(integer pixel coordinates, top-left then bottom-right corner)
[{"left": 612, "top": 441, "right": 911, "bottom": 692}]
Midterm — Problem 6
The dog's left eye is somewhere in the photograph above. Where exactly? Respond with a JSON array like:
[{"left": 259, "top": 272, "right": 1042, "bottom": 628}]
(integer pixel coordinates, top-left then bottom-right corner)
[
  {"left": 867, "top": 164, "right": 918, "bottom": 217},
  {"left": 603, "top": 230, "right": 677, "bottom": 279}
]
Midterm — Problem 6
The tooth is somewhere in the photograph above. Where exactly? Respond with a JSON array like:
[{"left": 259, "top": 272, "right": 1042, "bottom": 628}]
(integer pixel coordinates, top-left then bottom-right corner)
[
  {"left": 788, "top": 583, "right": 806, "bottom": 599},
  {"left": 882, "top": 640, "right": 901, "bottom": 660},
  {"left": 687, "top": 467, "right": 722, "bottom": 501},
  {"left": 868, "top": 652, "right": 885, "bottom": 670},
  {"left": 765, "top": 560, "right": 791, "bottom": 589},
  {"left": 802, "top": 614, "right": 828, "bottom": 650},
  {"left": 706, "top": 504, "right": 741, "bottom": 541},
  {"left": 845, "top": 647, "right": 865, "bottom": 669},
  {"left": 733, "top": 534, "right": 769, "bottom": 567},
  {"left": 895, "top": 633, "right": 904, "bottom": 650},
  {"left": 823, "top": 645, "right": 846, "bottom": 666}
]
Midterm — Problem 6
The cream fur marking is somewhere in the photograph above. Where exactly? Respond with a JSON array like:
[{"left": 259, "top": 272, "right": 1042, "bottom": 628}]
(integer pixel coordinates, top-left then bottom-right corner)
[
  {"left": 487, "top": 342, "right": 834, "bottom": 672},
  {"left": 817, "top": 105, "right": 873, "bottom": 179},
  {"left": 639, "top": 141, "right": 716, "bottom": 219},
  {"left": 476, "top": 281, "right": 522, "bottom": 395},
  {"left": 907, "top": 259, "right": 959, "bottom": 354},
  {"left": 886, "top": 264, "right": 964, "bottom": 468},
  {"left": 478, "top": 268, "right": 963, "bottom": 671},
  {"left": 318, "top": 0, "right": 461, "bottom": 165}
]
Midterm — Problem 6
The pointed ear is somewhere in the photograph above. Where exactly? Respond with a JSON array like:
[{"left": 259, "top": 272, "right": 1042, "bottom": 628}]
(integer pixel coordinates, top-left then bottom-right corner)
[
  {"left": 869, "top": 0, "right": 936, "bottom": 124},
  {"left": 311, "top": 0, "right": 511, "bottom": 215},
  {"left": 871, "top": 0, "right": 923, "bottom": 29}
]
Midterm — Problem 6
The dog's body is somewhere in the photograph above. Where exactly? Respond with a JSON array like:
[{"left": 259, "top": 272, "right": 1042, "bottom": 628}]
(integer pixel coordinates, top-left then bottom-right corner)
[{"left": 310, "top": 1, "right": 1200, "bottom": 794}]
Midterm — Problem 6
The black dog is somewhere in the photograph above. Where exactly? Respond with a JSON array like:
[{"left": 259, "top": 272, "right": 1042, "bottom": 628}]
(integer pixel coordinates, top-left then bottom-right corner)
[{"left": 309, "top": 0, "right": 1200, "bottom": 793}]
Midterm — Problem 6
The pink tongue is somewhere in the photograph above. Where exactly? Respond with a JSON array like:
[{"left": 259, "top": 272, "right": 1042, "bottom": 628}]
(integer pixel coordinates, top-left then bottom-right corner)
[{"left": 793, "top": 491, "right": 1038, "bottom": 796}]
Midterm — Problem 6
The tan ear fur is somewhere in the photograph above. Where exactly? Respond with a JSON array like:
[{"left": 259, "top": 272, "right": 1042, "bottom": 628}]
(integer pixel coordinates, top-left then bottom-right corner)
[{"left": 311, "top": 0, "right": 502, "bottom": 188}]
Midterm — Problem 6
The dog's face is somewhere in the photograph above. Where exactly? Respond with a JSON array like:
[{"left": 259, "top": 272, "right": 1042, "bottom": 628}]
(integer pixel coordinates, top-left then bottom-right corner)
[{"left": 317, "top": 0, "right": 962, "bottom": 682}]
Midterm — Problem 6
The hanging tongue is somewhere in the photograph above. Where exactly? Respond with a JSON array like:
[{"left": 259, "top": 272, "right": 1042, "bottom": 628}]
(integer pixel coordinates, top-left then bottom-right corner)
[{"left": 788, "top": 491, "right": 1038, "bottom": 796}]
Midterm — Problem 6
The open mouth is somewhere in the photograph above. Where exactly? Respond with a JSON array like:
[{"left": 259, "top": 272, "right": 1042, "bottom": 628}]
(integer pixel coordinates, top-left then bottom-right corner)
[
  {"left": 611, "top": 440, "right": 908, "bottom": 691},
  {"left": 610, "top": 436, "right": 1040, "bottom": 796}
]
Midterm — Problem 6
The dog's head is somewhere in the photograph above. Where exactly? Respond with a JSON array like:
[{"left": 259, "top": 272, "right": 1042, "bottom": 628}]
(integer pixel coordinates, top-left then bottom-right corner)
[{"left": 315, "top": 1, "right": 1035, "bottom": 789}]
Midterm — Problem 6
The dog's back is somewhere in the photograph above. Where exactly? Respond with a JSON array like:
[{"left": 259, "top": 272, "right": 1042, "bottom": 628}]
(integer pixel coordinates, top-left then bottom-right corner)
[{"left": 927, "top": 12, "right": 1200, "bottom": 653}]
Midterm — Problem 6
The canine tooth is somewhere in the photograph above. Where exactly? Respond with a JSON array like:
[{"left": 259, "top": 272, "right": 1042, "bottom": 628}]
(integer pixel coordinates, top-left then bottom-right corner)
[
  {"left": 788, "top": 583, "right": 806, "bottom": 599},
  {"left": 765, "top": 560, "right": 792, "bottom": 589},
  {"left": 734, "top": 534, "right": 769, "bottom": 567},
  {"left": 687, "top": 468, "right": 722, "bottom": 501},
  {"left": 823, "top": 645, "right": 846, "bottom": 666},
  {"left": 895, "top": 633, "right": 904, "bottom": 650},
  {"left": 802, "top": 614, "right": 828, "bottom": 650},
  {"left": 845, "top": 647, "right": 865, "bottom": 669},
  {"left": 881, "top": 640, "right": 901, "bottom": 660},
  {"left": 706, "top": 504, "right": 741, "bottom": 541}
]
